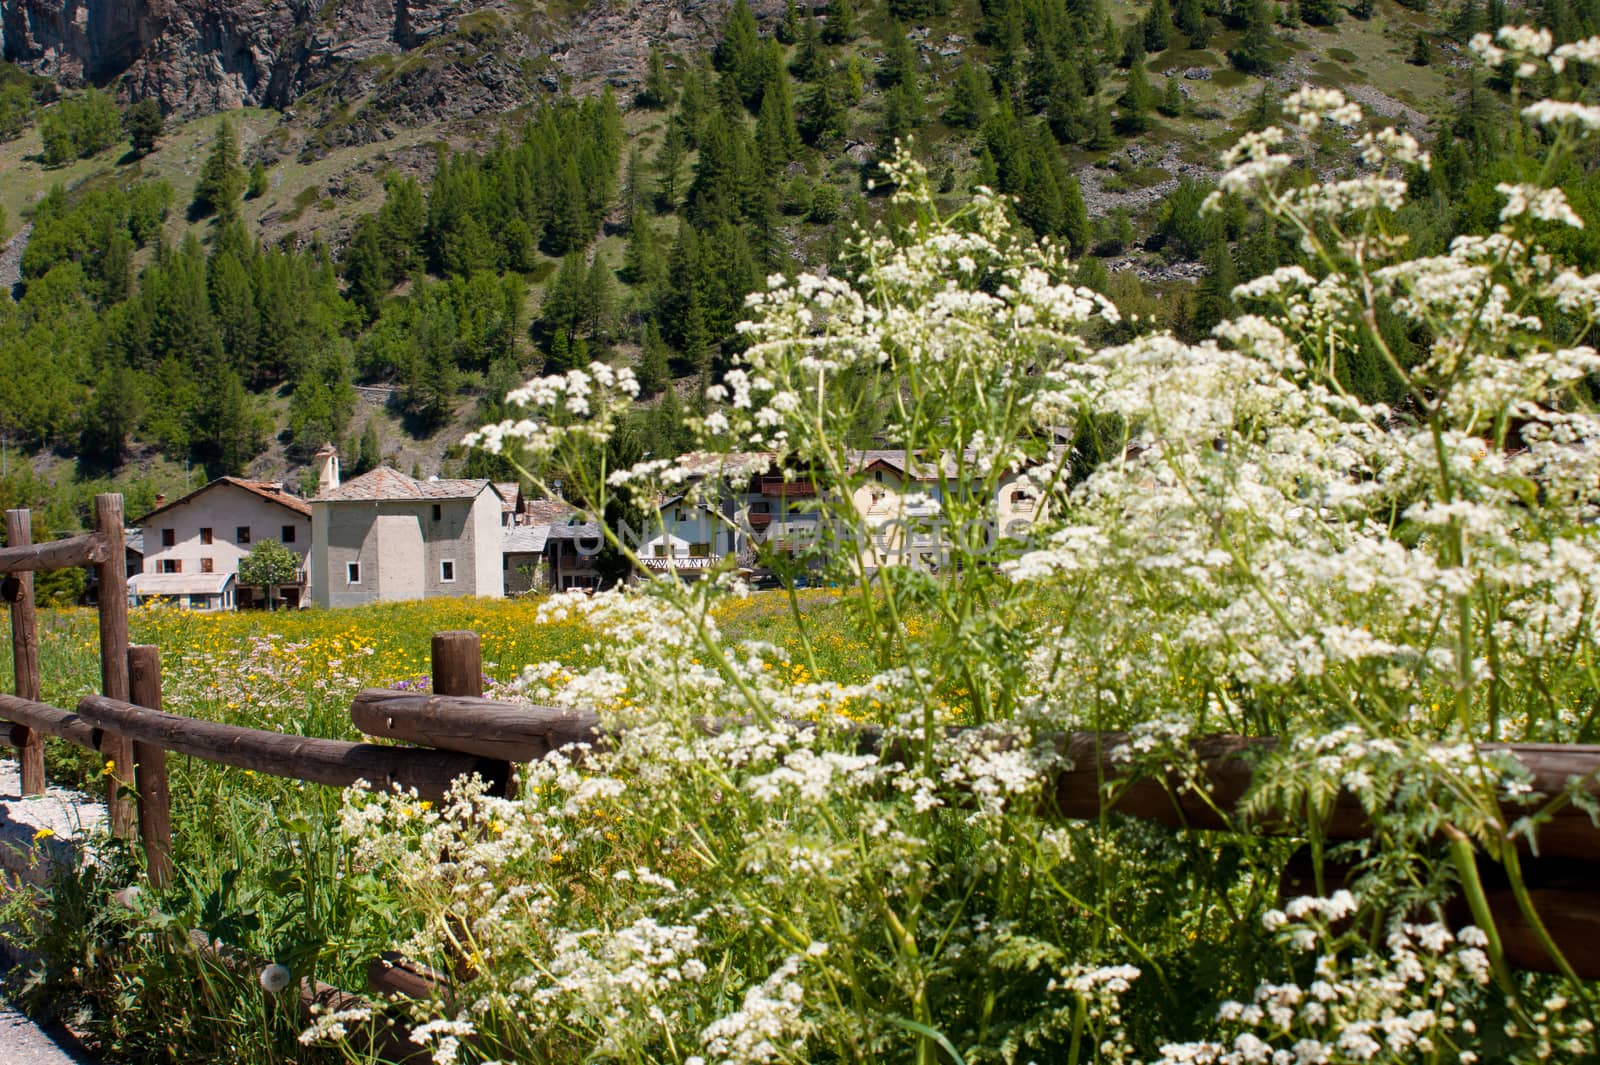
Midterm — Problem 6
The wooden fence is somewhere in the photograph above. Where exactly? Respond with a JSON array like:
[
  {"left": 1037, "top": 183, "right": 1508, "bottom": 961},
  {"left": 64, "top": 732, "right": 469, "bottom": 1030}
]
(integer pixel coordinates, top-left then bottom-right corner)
[{"left": 1, "top": 496, "right": 1599, "bottom": 1060}]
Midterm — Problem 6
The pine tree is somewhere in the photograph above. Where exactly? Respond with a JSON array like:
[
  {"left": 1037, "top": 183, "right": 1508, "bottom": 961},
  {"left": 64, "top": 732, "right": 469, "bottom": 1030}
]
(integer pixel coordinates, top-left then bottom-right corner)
[
  {"left": 583, "top": 252, "right": 615, "bottom": 342},
  {"left": 1086, "top": 96, "right": 1117, "bottom": 150},
  {"left": 1409, "top": 32, "right": 1432, "bottom": 65},
  {"left": 636, "top": 322, "right": 672, "bottom": 396},
  {"left": 623, "top": 210, "right": 666, "bottom": 289},
  {"left": 754, "top": 44, "right": 801, "bottom": 173},
  {"left": 123, "top": 98, "right": 163, "bottom": 156},
  {"left": 1143, "top": 0, "right": 1173, "bottom": 51},
  {"left": 822, "top": 0, "right": 854, "bottom": 44},
  {"left": 192, "top": 118, "right": 245, "bottom": 223},
  {"left": 880, "top": 26, "right": 918, "bottom": 89},
  {"left": 643, "top": 45, "right": 675, "bottom": 108},
  {"left": 945, "top": 61, "right": 993, "bottom": 130},
  {"left": 1229, "top": 0, "right": 1278, "bottom": 74},
  {"left": 1175, "top": 0, "right": 1209, "bottom": 42},
  {"left": 542, "top": 252, "right": 589, "bottom": 344},
  {"left": 1195, "top": 238, "right": 1237, "bottom": 333},
  {"left": 791, "top": 17, "right": 828, "bottom": 82},
  {"left": 358, "top": 418, "right": 381, "bottom": 474},
  {"left": 343, "top": 220, "right": 390, "bottom": 322},
  {"left": 778, "top": 0, "right": 801, "bottom": 44},
  {"left": 801, "top": 74, "right": 849, "bottom": 147},
  {"left": 1301, "top": 0, "right": 1339, "bottom": 24},
  {"left": 1159, "top": 76, "right": 1185, "bottom": 117},
  {"left": 1118, "top": 60, "right": 1157, "bottom": 132},
  {"left": 246, "top": 160, "right": 269, "bottom": 199},
  {"left": 655, "top": 121, "right": 687, "bottom": 210}
]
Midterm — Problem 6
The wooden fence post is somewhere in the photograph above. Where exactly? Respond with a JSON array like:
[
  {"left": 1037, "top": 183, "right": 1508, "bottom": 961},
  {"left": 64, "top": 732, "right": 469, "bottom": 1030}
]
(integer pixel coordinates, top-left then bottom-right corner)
[
  {"left": 128, "top": 645, "right": 172, "bottom": 888},
  {"left": 94, "top": 494, "right": 136, "bottom": 839},
  {"left": 5, "top": 509, "right": 44, "bottom": 796},
  {"left": 430, "top": 631, "right": 483, "bottom": 698}
]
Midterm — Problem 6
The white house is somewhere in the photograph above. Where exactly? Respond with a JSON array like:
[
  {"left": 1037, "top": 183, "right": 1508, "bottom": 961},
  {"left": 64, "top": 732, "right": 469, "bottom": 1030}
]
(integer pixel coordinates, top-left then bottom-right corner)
[
  {"left": 310, "top": 461, "right": 506, "bottom": 608},
  {"left": 128, "top": 478, "right": 313, "bottom": 610}
]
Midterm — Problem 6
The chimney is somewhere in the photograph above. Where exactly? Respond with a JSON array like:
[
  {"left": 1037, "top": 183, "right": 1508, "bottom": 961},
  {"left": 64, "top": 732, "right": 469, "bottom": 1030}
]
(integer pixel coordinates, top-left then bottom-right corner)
[
  {"left": 314, "top": 442, "right": 340, "bottom": 495},
  {"left": 154, "top": 494, "right": 166, "bottom": 507}
]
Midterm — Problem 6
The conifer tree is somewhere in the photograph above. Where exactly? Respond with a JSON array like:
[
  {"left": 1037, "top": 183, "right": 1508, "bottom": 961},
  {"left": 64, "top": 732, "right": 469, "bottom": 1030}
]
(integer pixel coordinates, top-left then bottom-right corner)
[
  {"left": 1086, "top": 96, "right": 1117, "bottom": 150},
  {"left": 945, "top": 61, "right": 993, "bottom": 130},
  {"left": 801, "top": 74, "right": 849, "bottom": 147},
  {"left": 1409, "top": 32, "right": 1432, "bottom": 65},
  {"left": 822, "top": 0, "right": 854, "bottom": 44},
  {"left": 791, "top": 17, "right": 829, "bottom": 82},
  {"left": 193, "top": 118, "right": 245, "bottom": 223},
  {"left": 358, "top": 418, "right": 381, "bottom": 474},
  {"left": 1175, "top": 0, "right": 1212, "bottom": 46},
  {"left": 246, "top": 160, "right": 269, "bottom": 199},
  {"left": 636, "top": 322, "right": 672, "bottom": 396},
  {"left": 1159, "top": 76, "right": 1185, "bottom": 117},
  {"left": 643, "top": 45, "right": 675, "bottom": 108},
  {"left": 1230, "top": 0, "right": 1278, "bottom": 73},
  {"left": 1301, "top": 0, "right": 1339, "bottom": 25},
  {"left": 123, "top": 98, "right": 163, "bottom": 156},
  {"left": 655, "top": 121, "right": 687, "bottom": 210},
  {"left": 1117, "top": 60, "right": 1157, "bottom": 132},
  {"left": 1143, "top": 0, "right": 1173, "bottom": 51}
]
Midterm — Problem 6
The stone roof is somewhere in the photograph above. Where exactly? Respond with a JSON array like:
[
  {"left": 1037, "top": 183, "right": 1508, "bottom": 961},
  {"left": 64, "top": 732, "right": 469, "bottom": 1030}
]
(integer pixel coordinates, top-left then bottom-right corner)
[
  {"left": 524, "top": 498, "right": 580, "bottom": 525},
  {"left": 504, "top": 526, "right": 550, "bottom": 554},
  {"left": 494, "top": 482, "right": 521, "bottom": 513},
  {"left": 315, "top": 468, "right": 500, "bottom": 503},
  {"left": 133, "top": 477, "right": 312, "bottom": 525}
]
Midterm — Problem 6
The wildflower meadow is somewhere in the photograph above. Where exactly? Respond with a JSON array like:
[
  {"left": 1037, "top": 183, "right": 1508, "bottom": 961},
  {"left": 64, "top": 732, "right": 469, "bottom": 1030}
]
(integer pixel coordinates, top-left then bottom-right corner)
[{"left": 7, "top": 26, "right": 1600, "bottom": 1065}]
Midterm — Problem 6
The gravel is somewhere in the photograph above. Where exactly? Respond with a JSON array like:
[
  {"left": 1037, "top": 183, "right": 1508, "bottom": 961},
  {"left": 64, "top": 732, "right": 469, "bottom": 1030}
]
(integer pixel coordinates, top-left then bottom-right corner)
[{"left": 0, "top": 758, "right": 109, "bottom": 1063}]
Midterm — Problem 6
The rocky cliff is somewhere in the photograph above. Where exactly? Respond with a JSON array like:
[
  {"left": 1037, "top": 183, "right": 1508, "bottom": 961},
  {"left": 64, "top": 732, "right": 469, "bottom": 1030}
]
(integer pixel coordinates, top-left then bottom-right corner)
[{"left": 1, "top": 0, "right": 776, "bottom": 126}]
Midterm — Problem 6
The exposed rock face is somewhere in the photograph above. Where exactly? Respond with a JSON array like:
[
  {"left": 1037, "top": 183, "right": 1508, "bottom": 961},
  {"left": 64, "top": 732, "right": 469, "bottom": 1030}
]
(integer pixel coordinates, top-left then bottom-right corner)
[{"left": 1, "top": 0, "right": 779, "bottom": 126}]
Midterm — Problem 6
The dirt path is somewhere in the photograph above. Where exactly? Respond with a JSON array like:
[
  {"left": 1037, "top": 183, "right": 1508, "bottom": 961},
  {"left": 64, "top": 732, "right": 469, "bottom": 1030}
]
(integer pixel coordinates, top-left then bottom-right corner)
[{"left": 0, "top": 758, "right": 108, "bottom": 1065}]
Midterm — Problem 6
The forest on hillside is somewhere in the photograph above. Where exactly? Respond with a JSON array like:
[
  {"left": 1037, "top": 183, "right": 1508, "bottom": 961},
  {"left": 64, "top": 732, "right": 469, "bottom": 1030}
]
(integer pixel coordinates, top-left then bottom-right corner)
[{"left": 2, "top": 0, "right": 1600, "bottom": 533}]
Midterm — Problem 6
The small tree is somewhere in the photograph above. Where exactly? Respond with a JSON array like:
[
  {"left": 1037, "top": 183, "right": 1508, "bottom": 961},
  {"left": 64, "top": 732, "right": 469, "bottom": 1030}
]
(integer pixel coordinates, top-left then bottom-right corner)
[
  {"left": 193, "top": 117, "right": 245, "bottom": 222},
  {"left": 246, "top": 160, "right": 269, "bottom": 199},
  {"left": 124, "top": 98, "right": 163, "bottom": 156},
  {"left": 238, "top": 538, "right": 301, "bottom": 610},
  {"left": 1409, "top": 32, "right": 1432, "bottom": 66}
]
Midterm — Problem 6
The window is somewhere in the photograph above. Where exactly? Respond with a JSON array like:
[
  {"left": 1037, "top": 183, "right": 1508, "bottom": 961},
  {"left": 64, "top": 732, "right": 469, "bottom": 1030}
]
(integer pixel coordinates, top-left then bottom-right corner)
[
  {"left": 653, "top": 543, "right": 668, "bottom": 558},
  {"left": 432, "top": 504, "right": 443, "bottom": 522},
  {"left": 689, "top": 542, "right": 711, "bottom": 558},
  {"left": 200, "top": 558, "right": 214, "bottom": 573},
  {"left": 346, "top": 562, "right": 361, "bottom": 584},
  {"left": 161, "top": 529, "right": 175, "bottom": 547},
  {"left": 159, "top": 559, "right": 181, "bottom": 574},
  {"left": 199, "top": 527, "right": 213, "bottom": 545},
  {"left": 874, "top": 470, "right": 884, "bottom": 483},
  {"left": 236, "top": 526, "right": 251, "bottom": 544},
  {"left": 440, "top": 560, "right": 456, "bottom": 583},
  {"left": 281, "top": 525, "right": 296, "bottom": 543}
]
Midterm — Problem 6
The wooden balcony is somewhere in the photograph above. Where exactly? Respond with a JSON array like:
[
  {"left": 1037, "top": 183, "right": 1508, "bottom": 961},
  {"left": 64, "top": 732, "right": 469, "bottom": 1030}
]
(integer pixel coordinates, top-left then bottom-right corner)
[{"left": 759, "top": 478, "right": 816, "bottom": 497}]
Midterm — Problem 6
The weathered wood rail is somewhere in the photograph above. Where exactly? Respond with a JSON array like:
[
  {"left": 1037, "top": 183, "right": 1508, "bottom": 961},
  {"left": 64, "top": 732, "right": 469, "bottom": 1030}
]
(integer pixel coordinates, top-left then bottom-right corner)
[{"left": 1, "top": 501, "right": 1599, "bottom": 1056}]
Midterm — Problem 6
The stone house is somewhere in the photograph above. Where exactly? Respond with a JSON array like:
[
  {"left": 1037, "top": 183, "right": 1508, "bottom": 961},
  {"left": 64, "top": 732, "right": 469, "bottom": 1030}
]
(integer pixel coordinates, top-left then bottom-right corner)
[
  {"left": 128, "top": 478, "right": 313, "bottom": 610},
  {"left": 310, "top": 463, "right": 505, "bottom": 608}
]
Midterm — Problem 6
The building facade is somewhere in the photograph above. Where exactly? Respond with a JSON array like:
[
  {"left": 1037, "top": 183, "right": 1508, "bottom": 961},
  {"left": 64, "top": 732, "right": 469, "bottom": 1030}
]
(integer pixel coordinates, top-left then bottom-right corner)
[
  {"left": 311, "top": 467, "right": 505, "bottom": 608},
  {"left": 128, "top": 479, "right": 313, "bottom": 610}
]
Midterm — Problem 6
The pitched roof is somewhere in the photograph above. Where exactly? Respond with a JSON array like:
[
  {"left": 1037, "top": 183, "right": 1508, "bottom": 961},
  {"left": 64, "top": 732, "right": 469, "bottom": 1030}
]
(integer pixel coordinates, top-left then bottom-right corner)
[
  {"left": 315, "top": 467, "right": 500, "bottom": 503},
  {"left": 524, "top": 498, "right": 580, "bottom": 526},
  {"left": 133, "top": 477, "right": 312, "bottom": 525},
  {"left": 494, "top": 482, "right": 522, "bottom": 513},
  {"left": 504, "top": 526, "right": 550, "bottom": 554}
]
